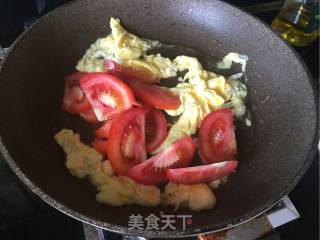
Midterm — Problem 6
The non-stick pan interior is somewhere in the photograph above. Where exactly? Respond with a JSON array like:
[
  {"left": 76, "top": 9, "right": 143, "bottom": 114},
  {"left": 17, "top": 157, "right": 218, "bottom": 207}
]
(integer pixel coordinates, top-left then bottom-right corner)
[{"left": 0, "top": 0, "right": 317, "bottom": 236}]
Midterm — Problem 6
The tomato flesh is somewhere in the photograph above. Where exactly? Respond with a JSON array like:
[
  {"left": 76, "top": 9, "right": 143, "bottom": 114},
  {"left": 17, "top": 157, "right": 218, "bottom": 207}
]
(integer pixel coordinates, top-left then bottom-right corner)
[
  {"left": 166, "top": 160, "right": 238, "bottom": 184},
  {"left": 104, "top": 59, "right": 160, "bottom": 83},
  {"left": 128, "top": 80, "right": 181, "bottom": 110},
  {"left": 63, "top": 72, "right": 91, "bottom": 114},
  {"left": 95, "top": 119, "right": 115, "bottom": 139},
  {"left": 80, "top": 73, "right": 135, "bottom": 121},
  {"left": 127, "top": 136, "right": 196, "bottom": 185},
  {"left": 107, "top": 108, "right": 146, "bottom": 175},
  {"left": 145, "top": 107, "right": 168, "bottom": 153},
  {"left": 92, "top": 138, "right": 108, "bottom": 156},
  {"left": 199, "top": 108, "right": 237, "bottom": 163},
  {"left": 79, "top": 108, "right": 100, "bottom": 124}
]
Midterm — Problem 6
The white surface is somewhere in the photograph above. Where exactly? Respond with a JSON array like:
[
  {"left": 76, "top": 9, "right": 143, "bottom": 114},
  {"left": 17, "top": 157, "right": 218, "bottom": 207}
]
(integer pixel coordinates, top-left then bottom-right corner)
[
  {"left": 200, "top": 195, "right": 299, "bottom": 240},
  {"left": 266, "top": 196, "right": 300, "bottom": 228}
]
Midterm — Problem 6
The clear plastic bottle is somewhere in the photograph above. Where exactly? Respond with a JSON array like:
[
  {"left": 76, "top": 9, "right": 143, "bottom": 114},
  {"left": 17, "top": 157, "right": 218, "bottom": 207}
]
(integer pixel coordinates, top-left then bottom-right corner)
[{"left": 272, "top": 0, "right": 319, "bottom": 46}]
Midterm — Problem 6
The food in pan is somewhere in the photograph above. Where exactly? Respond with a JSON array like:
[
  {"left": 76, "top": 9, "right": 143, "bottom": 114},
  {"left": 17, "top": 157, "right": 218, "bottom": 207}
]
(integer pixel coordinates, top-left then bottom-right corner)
[{"left": 55, "top": 17, "right": 249, "bottom": 211}]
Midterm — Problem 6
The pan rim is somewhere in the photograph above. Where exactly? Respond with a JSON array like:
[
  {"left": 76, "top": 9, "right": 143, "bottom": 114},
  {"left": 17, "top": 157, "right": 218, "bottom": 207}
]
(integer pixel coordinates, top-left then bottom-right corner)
[{"left": 0, "top": 0, "right": 318, "bottom": 237}]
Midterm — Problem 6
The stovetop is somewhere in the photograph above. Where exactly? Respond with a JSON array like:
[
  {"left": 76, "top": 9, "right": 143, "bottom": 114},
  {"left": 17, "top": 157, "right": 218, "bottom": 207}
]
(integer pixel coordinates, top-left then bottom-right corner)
[{"left": 0, "top": 1, "right": 318, "bottom": 240}]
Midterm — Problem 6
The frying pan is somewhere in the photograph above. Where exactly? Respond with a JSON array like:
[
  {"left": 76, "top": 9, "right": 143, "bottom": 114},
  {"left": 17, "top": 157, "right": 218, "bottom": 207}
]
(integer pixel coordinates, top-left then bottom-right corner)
[{"left": 0, "top": 0, "right": 318, "bottom": 237}]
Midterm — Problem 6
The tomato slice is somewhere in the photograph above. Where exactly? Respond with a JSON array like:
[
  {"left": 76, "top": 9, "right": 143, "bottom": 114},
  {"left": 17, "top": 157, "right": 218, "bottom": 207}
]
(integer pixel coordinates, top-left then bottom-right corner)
[
  {"left": 104, "top": 59, "right": 160, "bottom": 83},
  {"left": 145, "top": 107, "right": 168, "bottom": 153},
  {"left": 62, "top": 72, "right": 92, "bottom": 114},
  {"left": 92, "top": 138, "right": 108, "bottom": 156},
  {"left": 199, "top": 108, "right": 237, "bottom": 164},
  {"left": 107, "top": 107, "right": 146, "bottom": 175},
  {"left": 128, "top": 80, "right": 181, "bottom": 110},
  {"left": 127, "top": 136, "right": 196, "bottom": 185},
  {"left": 79, "top": 108, "right": 100, "bottom": 124},
  {"left": 95, "top": 119, "right": 114, "bottom": 139},
  {"left": 166, "top": 160, "right": 238, "bottom": 184},
  {"left": 80, "top": 73, "right": 135, "bottom": 121}
]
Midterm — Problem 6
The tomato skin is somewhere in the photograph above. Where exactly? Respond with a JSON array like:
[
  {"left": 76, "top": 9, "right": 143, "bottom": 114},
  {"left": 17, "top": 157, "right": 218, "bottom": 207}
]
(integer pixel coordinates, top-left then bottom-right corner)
[
  {"left": 80, "top": 73, "right": 135, "bottom": 121},
  {"left": 79, "top": 108, "right": 100, "bottom": 124},
  {"left": 128, "top": 158, "right": 168, "bottom": 185},
  {"left": 62, "top": 72, "right": 92, "bottom": 114},
  {"left": 127, "top": 80, "right": 181, "bottom": 110},
  {"left": 104, "top": 59, "right": 160, "bottom": 83},
  {"left": 107, "top": 107, "right": 146, "bottom": 175},
  {"left": 95, "top": 119, "right": 114, "bottom": 139},
  {"left": 145, "top": 107, "right": 168, "bottom": 153},
  {"left": 96, "top": 106, "right": 168, "bottom": 153},
  {"left": 166, "top": 160, "right": 238, "bottom": 184},
  {"left": 128, "top": 136, "right": 196, "bottom": 185},
  {"left": 199, "top": 108, "right": 237, "bottom": 164},
  {"left": 92, "top": 138, "right": 108, "bottom": 156}
]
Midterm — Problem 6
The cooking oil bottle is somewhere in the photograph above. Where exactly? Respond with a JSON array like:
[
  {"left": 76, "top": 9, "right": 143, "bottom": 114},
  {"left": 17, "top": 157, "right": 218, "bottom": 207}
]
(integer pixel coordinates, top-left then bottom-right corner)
[{"left": 272, "top": 0, "right": 319, "bottom": 46}]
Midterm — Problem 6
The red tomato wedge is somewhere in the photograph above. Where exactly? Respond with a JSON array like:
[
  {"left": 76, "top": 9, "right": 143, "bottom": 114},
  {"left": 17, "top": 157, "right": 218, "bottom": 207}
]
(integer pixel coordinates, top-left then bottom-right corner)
[
  {"left": 145, "top": 107, "right": 168, "bottom": 153},
  {"left": 92, "top": 138, "right": 108, "bottom": 156},
  {"left": 104, "top": 59, "right": 160, "bottom": 83},
  {"left": 127, "top": 136, "right": 196, "bottom": 185},
  {"left": 62, "top": 72, "right": 92, "bottom": 114},
  {"left": 127, "top": 80, "right": 181, "bottom": 110},
  {"left": 79, "top": 108, "right": 100, "bottom": 124},
  {"left": 80, "top": 73, "right": 135, "bottom": 121},
  {"left": 199, "top": 108, "right": 237, "bottom": 164},
  {"left": 95, "top": 119, "right": 114, "bottom": 139},
  {"left": 166, "top": 160, "right": 238, "bottom": 184},
  {"left": 107, "top": 108, "right": 146, "bottom": 175}
]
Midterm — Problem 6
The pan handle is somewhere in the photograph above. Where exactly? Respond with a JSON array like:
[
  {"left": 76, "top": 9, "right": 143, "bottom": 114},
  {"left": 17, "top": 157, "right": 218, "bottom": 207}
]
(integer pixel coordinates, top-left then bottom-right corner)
[
  {"left": 122, "top": 235, "right": 148, "bottom": 240},
  {"left": 82, "top": 223, "right": 148, "bottom": 240},
  {"left": 82, "top": 223, "right": 105, "bottom": 240}
]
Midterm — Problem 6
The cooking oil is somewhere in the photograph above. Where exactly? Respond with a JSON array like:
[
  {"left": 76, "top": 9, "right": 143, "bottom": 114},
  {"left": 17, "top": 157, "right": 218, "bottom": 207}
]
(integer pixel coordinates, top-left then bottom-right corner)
[{"left": 272, "top": 0, "right": 319, "bottom": 46}]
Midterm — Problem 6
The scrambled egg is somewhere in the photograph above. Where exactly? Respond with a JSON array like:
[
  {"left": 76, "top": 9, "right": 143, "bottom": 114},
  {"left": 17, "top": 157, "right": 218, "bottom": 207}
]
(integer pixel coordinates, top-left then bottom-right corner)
[
  {"left": 91, "top": 161, "right": 161, "bottom": 207},
  {"left": 216, "top": 52, "right": 248, "bottom": 80},
  {"left": 55, "top": 129, "right": 161, "bottom": 207},
  {"left": 90, "top": 160, "right": 114, "bottom": 187},
  {"left": 54, "top": 129, "right": 103, "bottom": 178},
  {"left": 162, "top": 182, "right": 216, "bottom": 211},
  {"left": 155, "top": 56, "right": 247, "bottom": 153},
  {"left": 76, "top": 18, "right": 176, "bottom": 78},
  {"left": 96, "top": 176, "right": 161, "bottom": 207}
]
